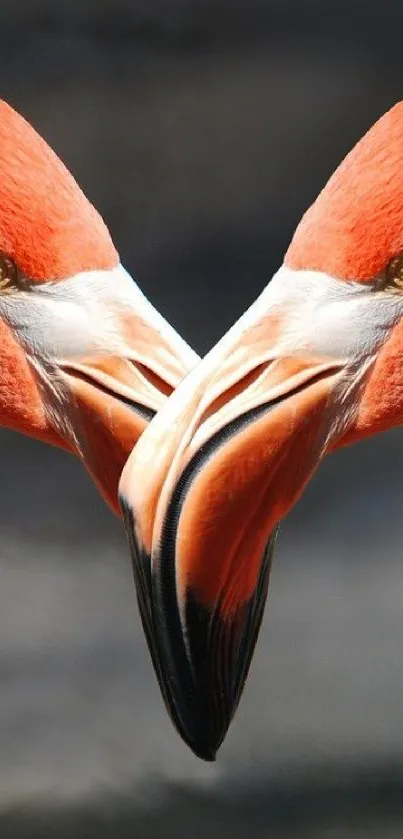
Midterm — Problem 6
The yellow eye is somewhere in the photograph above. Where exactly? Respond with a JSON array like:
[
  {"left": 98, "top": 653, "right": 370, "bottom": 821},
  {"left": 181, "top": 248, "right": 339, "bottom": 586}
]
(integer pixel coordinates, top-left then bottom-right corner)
[
  {"left": 380, "top": 253, "right": 403, "bottom": 292},
  {"left": 0, "top": 254, "right": 20, "bottom": 293}
]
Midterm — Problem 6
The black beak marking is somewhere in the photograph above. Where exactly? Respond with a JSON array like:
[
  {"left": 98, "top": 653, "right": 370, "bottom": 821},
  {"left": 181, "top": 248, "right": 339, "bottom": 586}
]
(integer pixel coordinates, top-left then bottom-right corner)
[
  {"left": 120, "top": 368, "right": 333, "bottom": 758},
  {"left": 120, "top": 394, "right": 283, "bottom": 759},
  {"left": 120, "top": 498, "right": 217, "bottom": 761}
]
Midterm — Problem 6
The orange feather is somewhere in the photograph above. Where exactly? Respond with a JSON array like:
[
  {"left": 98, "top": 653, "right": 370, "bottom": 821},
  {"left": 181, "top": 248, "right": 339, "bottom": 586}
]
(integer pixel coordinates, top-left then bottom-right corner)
[
  {"left": 0, "top": 101, "right": 117, "bottom": 280},
  {"left": 286, "top": 102, "right": 403, "bottom": 283}
]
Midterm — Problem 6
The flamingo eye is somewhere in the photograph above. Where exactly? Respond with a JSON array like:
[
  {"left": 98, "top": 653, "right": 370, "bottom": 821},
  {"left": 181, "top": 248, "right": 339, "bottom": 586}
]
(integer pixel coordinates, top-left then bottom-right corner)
[
  {"left": 378, "top": 253, "right": 403, "bottom": 292},
  {"left": 0, "top": 253, "right": 26, "bottom": 293}
]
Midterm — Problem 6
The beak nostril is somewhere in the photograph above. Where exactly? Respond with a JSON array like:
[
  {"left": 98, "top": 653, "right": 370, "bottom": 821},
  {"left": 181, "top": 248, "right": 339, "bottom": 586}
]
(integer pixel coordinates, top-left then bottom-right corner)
[
  {"left": 197, "top": 361, "right": 272, "bottom": 427},
  {"left": 60, "top": 361, "right": 157, "bottom": 421},
  {"left": 134, "top": 361, "right": 175, "bottom": 398}
]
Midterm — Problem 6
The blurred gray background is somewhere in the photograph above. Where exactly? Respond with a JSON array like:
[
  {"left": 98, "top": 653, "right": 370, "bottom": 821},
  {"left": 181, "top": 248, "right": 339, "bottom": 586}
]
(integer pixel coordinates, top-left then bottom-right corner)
[{"left": 0, "top": 2, "right": 403, "bottom": 837}]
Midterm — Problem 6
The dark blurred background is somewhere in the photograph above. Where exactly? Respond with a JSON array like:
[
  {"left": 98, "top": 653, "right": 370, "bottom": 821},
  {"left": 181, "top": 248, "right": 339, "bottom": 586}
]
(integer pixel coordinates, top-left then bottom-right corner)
[{"left": 0, "top": 2, "right": 403, "bottom": 837}]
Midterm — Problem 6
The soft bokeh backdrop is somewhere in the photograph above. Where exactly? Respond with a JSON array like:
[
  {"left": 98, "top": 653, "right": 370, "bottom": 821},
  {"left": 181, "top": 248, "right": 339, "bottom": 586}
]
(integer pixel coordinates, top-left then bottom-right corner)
[{"left": 0, "top": 2, "right": 403, "bottom": 836}]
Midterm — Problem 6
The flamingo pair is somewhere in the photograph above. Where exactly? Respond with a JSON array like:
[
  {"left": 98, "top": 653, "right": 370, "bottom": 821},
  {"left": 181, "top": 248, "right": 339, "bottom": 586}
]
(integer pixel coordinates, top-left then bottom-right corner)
[{"left": 1, "top": 98, "right": 403, "bottom": 762}]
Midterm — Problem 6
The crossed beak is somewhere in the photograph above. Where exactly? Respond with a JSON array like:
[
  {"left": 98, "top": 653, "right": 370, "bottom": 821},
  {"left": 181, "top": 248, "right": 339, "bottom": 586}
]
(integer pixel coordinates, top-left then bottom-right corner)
[
  {"left": 57, "top": 284, "right": 199, "bottom": 514},
  {"left": 119, "top": 271, "right": 353, "bottom": 760},
  {"left": 59, "top": 352, "right": 162, "bottom": 513}
]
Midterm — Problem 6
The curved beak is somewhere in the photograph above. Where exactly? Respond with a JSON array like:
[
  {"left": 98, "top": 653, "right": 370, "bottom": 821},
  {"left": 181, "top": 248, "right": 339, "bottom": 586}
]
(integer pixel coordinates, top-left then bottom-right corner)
[
  {"left": 57, "top": 275, "right": 199, "bottom": 514},
  {"left": 119, "top": 276, "right": 350, "bottom": 759}
]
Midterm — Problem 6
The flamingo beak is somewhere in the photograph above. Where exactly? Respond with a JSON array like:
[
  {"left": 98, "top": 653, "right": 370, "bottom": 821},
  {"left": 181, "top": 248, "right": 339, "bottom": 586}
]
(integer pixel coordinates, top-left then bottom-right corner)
[
  {"left": 119, "top": 294, "right": 347, "bottom": 759},
  {"left": 46, "top": 266, "right": 199, "bottom": 516},
  {"left": 59, "top": 354, "right": 159, "bottom": 514},
  {"left": 0, "top": 261, "right": 198, "bottom": 516}
]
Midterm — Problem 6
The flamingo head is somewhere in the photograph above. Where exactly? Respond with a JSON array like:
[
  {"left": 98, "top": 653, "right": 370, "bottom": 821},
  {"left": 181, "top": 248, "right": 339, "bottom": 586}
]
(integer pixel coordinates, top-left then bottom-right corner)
[
  {"left": 0, "top": 100, "right": 197, "bottom": 513},
  {"left": 118, "top": 102, "right": 403, "bottom": 759}
]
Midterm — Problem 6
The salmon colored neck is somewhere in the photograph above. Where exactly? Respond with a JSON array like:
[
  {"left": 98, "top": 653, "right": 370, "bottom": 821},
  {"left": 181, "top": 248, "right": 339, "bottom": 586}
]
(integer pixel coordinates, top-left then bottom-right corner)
[{"left": 285, "top": 102, "right": 403, "bottom": 283}]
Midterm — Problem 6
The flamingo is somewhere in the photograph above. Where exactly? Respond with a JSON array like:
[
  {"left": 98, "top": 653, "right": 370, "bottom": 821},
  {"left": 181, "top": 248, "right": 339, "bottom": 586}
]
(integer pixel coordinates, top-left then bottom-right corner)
[
  {"left": 0, "top": 99, "right": 199, "bottom": 518},
  {"left": 120, "top": 101, "right": 403, "bottom": 760}
]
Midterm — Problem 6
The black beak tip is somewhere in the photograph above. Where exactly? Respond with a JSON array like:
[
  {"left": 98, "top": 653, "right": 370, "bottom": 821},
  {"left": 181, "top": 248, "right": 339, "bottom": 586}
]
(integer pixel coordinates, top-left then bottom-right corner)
[
  {"left": 165, "top": 705, "right": 221, "bottom": 763},
  {"left": 123, "top": 493, "right": 278, "bottom": 762},
  {"left": 191, "top": 744, "right": 217, "bottom": 762}
]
